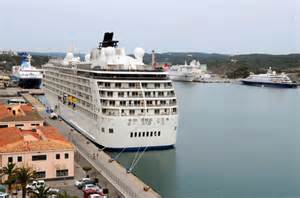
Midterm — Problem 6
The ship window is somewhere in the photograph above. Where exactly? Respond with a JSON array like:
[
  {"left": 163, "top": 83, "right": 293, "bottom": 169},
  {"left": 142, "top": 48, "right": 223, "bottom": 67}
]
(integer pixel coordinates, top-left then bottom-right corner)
[
  {"left": 102, "top": 109, "right": 106, "bottom": 114},
  {"left": 130, "top": 132, "right": 133, "bottom": 138},
  {"left": 56, "top": 154, "right": 60, "bottom": 159},
  {"left": 138, "top": 132, "right": 141, "bottom": 137},
  {"left": 109, "top": 128, "right": 114, "bottom": 133},
  {"left": 154, "top": 131, "right": 157, "bottom": 136},
  {"left": 118, "top": 92, "right": 124, "bottom": 97},
  {"left": 101, "top": 128, "right": 105, "bottom": 133},
  {"left": 158, "top": 131, "right": 161, "bottom": 136},
  {"left": 172, "top": 108, "right": 177, "bottom": 113},
  {"left": 134, "top": 132, "right": 137, "bottom": 137},
  {"left": 146, "top": 132, "right": 149, "bottom": 137},
  {"left": 129, "top": 110, "right": 135, "bottom": 115},
  {"left": 142, "top": 132, "right": 145, "bottom": 137},
  {"left": 104, "top": 83, "right": 110, "bottom": 88},
  {"left": 120, "top": 101, "right": 126, "bottom": 106},
  {"left": 0, "top": 125, "right": 8, "bottom": 128},
  {"left": 155, "top": 109, "right": 160, "bottom": 115},
  {"left": 115, "top": 83, "right": 121, "bottom": 88},
  {"left": 150, "top": 131, "right": 153, "bottom": 137},
  {"left": 155, "top": 83, "right": 160, "bottom": 88},
  {"left": 129, "top": 83, "right": 135, "bottom": 88},
  {"left": 107, "top": 92, "right": 113, "bottom": 97},
  {"left": 142, "top": 83, "right": 147, "bottom": 88}
]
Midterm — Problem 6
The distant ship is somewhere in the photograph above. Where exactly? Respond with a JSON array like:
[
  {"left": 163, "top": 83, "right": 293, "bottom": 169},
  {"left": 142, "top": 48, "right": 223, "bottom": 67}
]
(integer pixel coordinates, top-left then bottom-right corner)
[
  {"left": 42, "top": 32, "right": 178, "bottom": 150},
  {"left": 168, "top": 60, "right": 210, "bottom": 82},
  {"left": 11, "top": 53, "right": 43, "bottom": 89},
  {"left": 241, "top": 67, "right": 297, "bottom": 88}
]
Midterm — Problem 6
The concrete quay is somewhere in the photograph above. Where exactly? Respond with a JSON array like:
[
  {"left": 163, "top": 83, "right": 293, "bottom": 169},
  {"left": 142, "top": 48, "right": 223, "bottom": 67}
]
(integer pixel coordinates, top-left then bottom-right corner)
[{"left": 32, "top": 95, "right": 161, "bottom": 198}]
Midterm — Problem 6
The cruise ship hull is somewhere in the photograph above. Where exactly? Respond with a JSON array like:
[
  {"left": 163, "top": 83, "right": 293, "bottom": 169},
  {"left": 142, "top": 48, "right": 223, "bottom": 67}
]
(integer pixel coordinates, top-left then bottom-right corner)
[
  {"left": 241, "top": 80, "right": 298, "bottom": 88},
  {"left": 11, "top": 76, "right": 42, "bottom": 89},
  {"left": 45, "top": 91, "right": 178, "bottom": 150},
  {"left": 169, "top": 74, "right": 195, "bottom": 82}
]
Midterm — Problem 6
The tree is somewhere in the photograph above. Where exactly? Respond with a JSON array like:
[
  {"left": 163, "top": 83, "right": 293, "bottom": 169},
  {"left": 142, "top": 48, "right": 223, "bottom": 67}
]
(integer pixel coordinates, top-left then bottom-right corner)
[
  {"left": 1, "top": 163, "right": 17, "bottom": 192},
  {"left": 31, "top": 185, "right": 52, "bottom": 198},
  {"left": 82, "top": 166, "right": 92, "bottom": 177},
  {"left": 15, "top": 166, "right": 36, "bottom": 198}
]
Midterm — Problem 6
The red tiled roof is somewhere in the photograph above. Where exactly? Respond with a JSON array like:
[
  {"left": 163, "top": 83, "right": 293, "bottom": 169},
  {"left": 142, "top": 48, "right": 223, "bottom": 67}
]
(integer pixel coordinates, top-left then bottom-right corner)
[
  {"left": 0, "top": 103, "right": 43, "bottom": 122},
  {"left": 0, "top": 126, "right": 74, "bottom": 153}
]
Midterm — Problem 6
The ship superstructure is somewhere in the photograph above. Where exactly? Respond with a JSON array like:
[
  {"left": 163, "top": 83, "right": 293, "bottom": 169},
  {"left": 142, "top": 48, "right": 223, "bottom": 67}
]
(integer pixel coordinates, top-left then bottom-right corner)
[
  {"left": 42, "top": 33, "right": 178, "bottom": 150},
  {"left": 241, "top": 67, "right": 297, "bottom": 88},
  {"left": 168, "top": 60, "right": 210, "bottom": 82},
  {"left": 11, "top": 53, "right": 43, "bottom": 88}
]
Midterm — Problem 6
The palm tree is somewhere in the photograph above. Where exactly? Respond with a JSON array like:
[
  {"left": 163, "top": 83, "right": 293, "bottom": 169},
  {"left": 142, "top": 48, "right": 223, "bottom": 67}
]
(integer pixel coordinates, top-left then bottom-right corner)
[
  {"left": 31, "top": 185, "right": 51, "bottom": 198},
  {"left": 1, "top": 163, "right": 17, "bottom": 192},
  {"left": 58, "top": 191, "right": 78, "bottom": 198},
  {"left": 15, "top": 166, "right": 36, "bottom": 198}
]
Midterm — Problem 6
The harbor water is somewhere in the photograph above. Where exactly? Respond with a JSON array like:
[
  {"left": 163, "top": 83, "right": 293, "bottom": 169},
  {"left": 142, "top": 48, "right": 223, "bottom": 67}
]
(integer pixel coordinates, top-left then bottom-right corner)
[{"left": 111, "top": 83, "right": 300, "bottom": 198}]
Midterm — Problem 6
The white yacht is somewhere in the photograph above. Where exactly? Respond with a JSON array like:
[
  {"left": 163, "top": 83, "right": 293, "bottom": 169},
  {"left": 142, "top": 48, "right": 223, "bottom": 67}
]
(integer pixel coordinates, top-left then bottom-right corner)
[
  {"left": 11, "top": 53, "right": 43, "bottom": 88},
  {"left": 168, "top": 60, "right": 210, "bottom": 82},
  {"left": 42, "top": 32, "right": 178, "bottom": 150},
  {"left": 241, "top": 67, "right": 297, "bottom": 88}
]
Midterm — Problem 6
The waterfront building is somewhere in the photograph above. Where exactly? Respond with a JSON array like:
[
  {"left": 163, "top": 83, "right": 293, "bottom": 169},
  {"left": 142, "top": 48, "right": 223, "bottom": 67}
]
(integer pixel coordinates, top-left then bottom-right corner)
[
  {"left": 0, "top": 104, "right": 44, "bottom": 129},
  {"left": 0, "top": 126, "right": 74, "bottom": 180}
]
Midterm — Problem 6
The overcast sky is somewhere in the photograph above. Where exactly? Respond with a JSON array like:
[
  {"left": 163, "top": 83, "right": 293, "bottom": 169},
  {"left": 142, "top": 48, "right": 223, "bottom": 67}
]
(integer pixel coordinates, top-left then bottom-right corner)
[{"left": 0, "top": 0, "right": 299, "bottom": 54}]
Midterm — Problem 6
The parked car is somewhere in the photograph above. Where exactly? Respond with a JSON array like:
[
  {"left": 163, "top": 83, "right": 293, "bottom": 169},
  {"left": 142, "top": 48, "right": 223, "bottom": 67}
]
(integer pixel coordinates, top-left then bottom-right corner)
[
  {"left": 49, "top": 112, "right": 58, "bottom": 120},
  {"left": 82, "top": 184, "right": 101, "bottom": 192},
  {"left": 75, "top": 178, "right": 96, "bottom": 189},
  {"left": 26, "top": 180, "right": 45, "bottom": 191}
]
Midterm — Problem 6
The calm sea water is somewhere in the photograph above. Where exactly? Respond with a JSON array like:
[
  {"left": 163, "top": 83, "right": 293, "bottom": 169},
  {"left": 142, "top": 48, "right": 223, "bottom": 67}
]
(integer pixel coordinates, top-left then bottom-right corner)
[{"left": 112, "top": 83, "right": 300, "bottom": 198}]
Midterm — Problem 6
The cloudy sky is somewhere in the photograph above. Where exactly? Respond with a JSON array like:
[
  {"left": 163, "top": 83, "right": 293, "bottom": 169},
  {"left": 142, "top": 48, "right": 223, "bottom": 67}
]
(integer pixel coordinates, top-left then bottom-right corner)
[{"left": 0, "top": 0, "right": 299, "bottom": 54}]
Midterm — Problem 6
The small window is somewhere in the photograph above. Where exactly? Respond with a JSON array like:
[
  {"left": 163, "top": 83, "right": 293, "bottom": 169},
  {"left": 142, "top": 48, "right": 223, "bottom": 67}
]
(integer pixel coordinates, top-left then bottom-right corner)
[
  {"left": 35, "top": 171, "right": 46, "bottom": 179},
  {"left": 130, "top": 132, "right": 133, "bottom": 138},
  {"left": 158, "top": 131, "right": 161, "bottom": 136},
  {"left": 8, "top": 157, "right": 13, "bottom": 163},
  {"left": 15, "top": 124, "right": 24, "bottom": 127},
  {"left": 134, "top": 132, "right": 137, "bottom": 137},
  {"left": 65, "top": 153, "right": 69, "bottom": 159},
  {"left": 154, "top": 131, "right": 157, "bottom": 136},
  {"left": 0, "top": 125, "right": 8, "bottom": 128},
  {"left": 109, "top": 128, "right": 114, "bottom": 133},
  {"left": 146, "top": 132, "right": 149, "bottom": 137},
  {"left": 142, "top": 132, "right": 145, "bottom": 137},
  {"left": 17, "top": 156, "right": 22, "bottom": 162},
  {"left": 150, "top": 131, "right": 153, "bottom": 137},
  {"left": 56, "top": 154, "right": 60, "bottom": 159},
  {"left": 32, "top": 155, "right": 47, "bottom": 161},
  {"left": 101, "top": 128, "right": 105, "bottom": 133},
  {"left": 56, "top": 169, "right": 68, "bottom": 177}
]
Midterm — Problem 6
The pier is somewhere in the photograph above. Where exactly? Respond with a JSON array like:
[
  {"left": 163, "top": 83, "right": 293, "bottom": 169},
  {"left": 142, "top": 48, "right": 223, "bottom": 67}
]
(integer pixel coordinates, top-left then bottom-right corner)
[{"left": 29, "top": 94, "right": 161, "bottom": 198}]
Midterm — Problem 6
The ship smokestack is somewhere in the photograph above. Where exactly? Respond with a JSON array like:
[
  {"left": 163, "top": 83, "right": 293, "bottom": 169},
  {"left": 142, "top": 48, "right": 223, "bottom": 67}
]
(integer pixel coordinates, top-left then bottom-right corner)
[{"left": 152, "top": 50, "right": 156, "bottom": 68}]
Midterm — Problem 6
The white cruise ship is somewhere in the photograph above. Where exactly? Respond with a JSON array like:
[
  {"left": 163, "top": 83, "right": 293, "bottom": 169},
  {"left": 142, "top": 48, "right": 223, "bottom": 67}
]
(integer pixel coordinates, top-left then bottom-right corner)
[
  {"left": 42, "top": 33, "right": 178, "bottom": 150},
  {"left": 241, "top": 67, "right": 297, "bottom": 88},
  {"left": 168, "top": 60, "right": 210, "bottom": 82},
  {"left": 11, "top": 53, "right": 43, "bottom": 88}
]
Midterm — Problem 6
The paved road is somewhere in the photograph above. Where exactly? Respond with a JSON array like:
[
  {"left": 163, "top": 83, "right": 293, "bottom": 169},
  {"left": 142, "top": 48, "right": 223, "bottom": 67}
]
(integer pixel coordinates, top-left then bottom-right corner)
[{"left": 36, "top": 97, "right": 161, "bottom": 198}]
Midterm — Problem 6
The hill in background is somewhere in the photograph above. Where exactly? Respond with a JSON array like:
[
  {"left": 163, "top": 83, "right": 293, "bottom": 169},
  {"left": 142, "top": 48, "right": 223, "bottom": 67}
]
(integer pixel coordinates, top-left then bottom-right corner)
[{"left": 1, "top": 52, "right": 300, "bottom": 79}]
